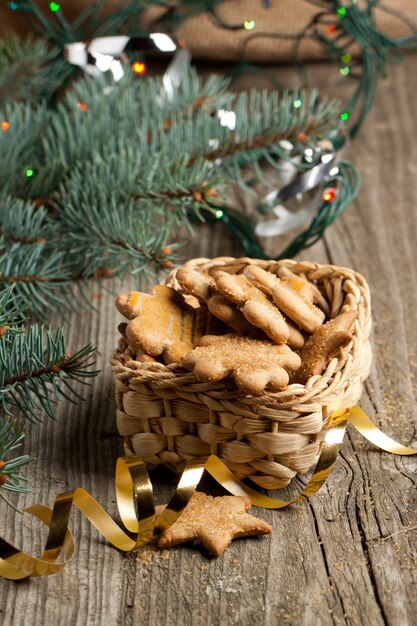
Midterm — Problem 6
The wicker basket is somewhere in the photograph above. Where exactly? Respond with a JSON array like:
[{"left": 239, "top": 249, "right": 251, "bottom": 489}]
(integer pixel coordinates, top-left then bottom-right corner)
[{"left": 111, "top": 258, "right": 372, "bottom": 490}]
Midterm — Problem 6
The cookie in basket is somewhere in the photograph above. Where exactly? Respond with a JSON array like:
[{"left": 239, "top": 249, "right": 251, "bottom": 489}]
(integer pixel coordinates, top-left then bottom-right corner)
[
  {"left": 112, "top": 257, "right": 372, "bottom": 492},
  {"left": 116, "top": 285, "right": 222, "bottom": 364},
  {"left": 244, "top": 265, "right": 325, "bottom": 332},
  {"left": 182, "top": 333, "right": 301, "bottom": 394},
  {"left": 293, "top": 310, "right": 358, "bottom": 383},
  {"left": 214, "top": 271, "right": 304, "bottom": 348},
  {"left": 176, "top": 267, "right": 257, "bottom": 335}
]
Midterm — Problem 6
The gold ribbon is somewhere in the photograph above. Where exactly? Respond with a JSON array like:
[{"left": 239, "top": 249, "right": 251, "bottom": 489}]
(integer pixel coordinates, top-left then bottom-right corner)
[{"left": 1, "top": 406, "right": 416, "bottom": 580}]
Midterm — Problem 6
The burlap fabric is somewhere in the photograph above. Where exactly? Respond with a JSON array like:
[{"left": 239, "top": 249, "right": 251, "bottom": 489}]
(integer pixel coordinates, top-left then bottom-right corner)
[{"left": 1, "top": 0, "right": 415, "bottom": 62}]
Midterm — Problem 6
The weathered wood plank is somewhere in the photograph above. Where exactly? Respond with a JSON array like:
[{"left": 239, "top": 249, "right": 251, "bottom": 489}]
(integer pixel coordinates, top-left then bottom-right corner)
[{"left": 1, "top": 56, "right": 417, "bottom": 626}]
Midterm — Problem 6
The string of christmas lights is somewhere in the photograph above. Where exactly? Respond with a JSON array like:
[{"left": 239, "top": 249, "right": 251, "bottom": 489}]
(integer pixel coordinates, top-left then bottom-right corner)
[{"left": 205, "top": 0, "right": 417, "bottom": 137}]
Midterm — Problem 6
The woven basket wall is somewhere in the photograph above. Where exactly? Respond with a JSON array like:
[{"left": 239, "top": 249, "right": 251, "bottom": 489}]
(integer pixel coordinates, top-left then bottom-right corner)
[{"left": 111, "top": 258, "right": 372, "bottom": 490}]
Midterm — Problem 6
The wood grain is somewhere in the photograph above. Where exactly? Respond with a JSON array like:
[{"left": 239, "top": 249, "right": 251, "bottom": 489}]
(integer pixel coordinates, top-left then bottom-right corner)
[{"left": 1, "top": 56, "right": 417, "bottom": 626}]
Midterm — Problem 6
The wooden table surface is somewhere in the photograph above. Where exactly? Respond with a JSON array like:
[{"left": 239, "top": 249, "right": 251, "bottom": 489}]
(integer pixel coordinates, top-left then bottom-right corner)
[{"left": 1, "top": 56, "right": 417, "bottom": 626}]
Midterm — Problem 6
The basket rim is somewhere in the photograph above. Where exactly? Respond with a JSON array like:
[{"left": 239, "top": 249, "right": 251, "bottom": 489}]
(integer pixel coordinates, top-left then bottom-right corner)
[{"left": 111, "top": 258, "right": 372, "bottom": 406}]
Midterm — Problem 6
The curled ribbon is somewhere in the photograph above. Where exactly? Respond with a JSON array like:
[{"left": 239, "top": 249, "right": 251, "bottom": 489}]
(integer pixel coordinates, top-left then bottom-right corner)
[{"left": 1, "top": 406, "right": 416, "bottom": 580}]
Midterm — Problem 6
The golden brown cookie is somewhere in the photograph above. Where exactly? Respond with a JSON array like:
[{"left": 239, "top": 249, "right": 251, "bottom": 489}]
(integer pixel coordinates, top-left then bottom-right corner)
[
  {"left": 276, "top": 266, "right": 330, "bottom": 315},
  {"left": 182, "top": 334, "right": 301, "bottom": 394},
  {"left": 292, "top": 310, "right": 358, "bottom": 383},
  {"left": 285, "top": 320, "right": 305, "bottom": 351},
  {"left": 116, "top": 285, "right": 209, "bottom": 365},
  {"left": 275, "top": 267, "right": 318, "bottom": 304},
  {"left": 175, "top": 267, "right": 215, "bottom": 303},
  {"left": 207, "top": 295, "right": 256, "bottom": 336},
  {"left": 176, "top": 267, "right": 256, "bottom": 335},
  {"left": 115, "top": 291, "right": 146, "bottom": 320},
  {"left": 157, "top": 492, "right": 272, "bottom": 557},
  {"left": 214, "top": 271, "right": 290, "bottom": 344},
  {"left": 244, "top": 265, "right": 325, "bottom": 333}
]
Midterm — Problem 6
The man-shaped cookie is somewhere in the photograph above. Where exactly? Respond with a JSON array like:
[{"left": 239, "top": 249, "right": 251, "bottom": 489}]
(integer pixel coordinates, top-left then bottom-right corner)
[
  {"left": 214, "top": 271, "right": 304, "bottom": 348},
  {"left": 175, "top": 267, "right": 256, "bottom": 336},
  {"left": 243, "top": 265, "right": 325, "bottom": 333}
]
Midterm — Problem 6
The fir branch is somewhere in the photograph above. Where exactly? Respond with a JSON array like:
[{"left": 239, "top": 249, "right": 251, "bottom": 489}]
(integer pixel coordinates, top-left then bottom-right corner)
[
  {"left": 0, "top": 242, "right": 77, "bottom": 317},
  {"left": 0, "top": 287, "right": 26, "bottom": 328},
  {"left": 0, "top": 325, "right": 98, "bottom": 423},
  {"left": 0, "top": 418, "right": 31, "bottom": 506},
  {"left": 0, "top": 196, "right": 55, "bottom": 245},
  {"left": 0, "top": 35, "right": 69, "bottom": 104},
  {"left": 0, "top": 59, "right": 343, "bottom": 313}
]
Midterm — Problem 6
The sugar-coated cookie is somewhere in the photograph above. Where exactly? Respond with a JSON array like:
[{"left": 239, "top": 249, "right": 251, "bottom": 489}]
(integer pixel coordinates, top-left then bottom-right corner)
[
  {"left": 158, "top": 492, "right": 272, "bottom": 557},
  {"left": 182, "top": 334, "right": 301, "bottom": 394},
  {"left": 292, "top": 310, "right": 358, "bottom": 383}
]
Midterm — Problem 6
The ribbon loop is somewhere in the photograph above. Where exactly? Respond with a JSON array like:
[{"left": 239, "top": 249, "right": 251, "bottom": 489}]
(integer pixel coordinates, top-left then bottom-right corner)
[{"left": 1, "top": 407, "right": 416, "bottom": 580}]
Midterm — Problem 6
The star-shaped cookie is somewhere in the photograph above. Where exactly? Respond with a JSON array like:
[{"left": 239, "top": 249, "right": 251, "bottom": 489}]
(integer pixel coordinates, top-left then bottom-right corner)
[{"left": 157, "top": 492, "right": 272, "bottom": 557}]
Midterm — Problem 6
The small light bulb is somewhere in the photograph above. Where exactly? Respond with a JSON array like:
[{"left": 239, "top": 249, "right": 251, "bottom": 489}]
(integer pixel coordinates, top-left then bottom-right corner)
[
  {"left": 323, "top": 188, "right": 336, "bottom": 202},
  {"left": 244, "top": 20, "right": 255, "bottom": 30},
  {"left": 1, "top": 121, "right": 10, "bottom": 132},
  {"left": 132, "top": 61, "right": 146, "bottom": 75},
  {"left": 25, "top": 168, "right": 35, "bottom": 178},
  {"left": 215, "top": 210, "right": 224, "bottom": 219},
  {"left": 77, "top": 101, "right": 88, "bottom": 112},
  {"left": 337, "top": 7, "right": 346, "bottom": 18},
  {"left": 293, "top": 98, "right": 302, "bottom": 108},
  {"left": 340, "top": 111, "right": 350, "bottom": 121},
  {"left": 340, "top": 66, "right": 350, "bottom": 76},
  {"left": 49, "top": 1, "right": 60, "bottom": 11}
]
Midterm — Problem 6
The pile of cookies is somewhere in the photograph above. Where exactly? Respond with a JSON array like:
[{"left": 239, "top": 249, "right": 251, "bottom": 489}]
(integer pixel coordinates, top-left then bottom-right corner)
[{"left": 116, "top": 258, "right": 358, "bottom": 395}]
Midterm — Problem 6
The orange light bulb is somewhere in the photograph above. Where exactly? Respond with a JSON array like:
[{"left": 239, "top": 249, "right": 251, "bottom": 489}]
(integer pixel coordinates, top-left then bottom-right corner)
[{"left": 132, "top": 61, "right": 146, "bottom": 75}]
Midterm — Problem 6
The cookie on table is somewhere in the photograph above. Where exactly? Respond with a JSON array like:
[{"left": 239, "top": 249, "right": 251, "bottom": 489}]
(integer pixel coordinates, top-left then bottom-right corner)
[{"left": 158, "top": 492, "right": 272, "bottom": 557}]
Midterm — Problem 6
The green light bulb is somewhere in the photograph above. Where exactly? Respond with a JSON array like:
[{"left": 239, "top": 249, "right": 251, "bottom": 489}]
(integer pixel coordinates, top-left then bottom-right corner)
[
  {"left": 337, "top": 7, "right": 346, "bottom": 18},
  {"left": 293, "top": 98, "right": 302, "bottom": 109},
  {"left": 49, "top": 2, "right": 60, "bottom": 11},
  {"left": 244, "top": 20, "right": 255, "bottom": 31},
  {"left": 340, "top": 112, "right": 350, "bottom": 121},
  {"left": 340, "top": 66, "right": 350, "bottom": 76}
]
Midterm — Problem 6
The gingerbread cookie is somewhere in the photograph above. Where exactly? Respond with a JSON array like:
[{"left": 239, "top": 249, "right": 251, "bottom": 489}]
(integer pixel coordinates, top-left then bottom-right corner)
[
  {"left": 158, "top": 492, "right": 272, "bottom": 557},
  {"left": 116, "top": 285, "right": 209, "bottom": 364},
  {"left": 276, "top": 266, "right": 330, "bottom": 315},
  {"left": 293, "top": 310, "right": 358, "bottom": 383},
  {"left": 214, "top": 271, "right": 290, "bottom": 344},
  {"left": 175, "top": 267, "right": 215, "bottom": 303},
  {"left": 275, "top": 267, "right": 319, "bottom": 304},
  {"left": 176, "top": 267, "right": 256, "bottom": 335},
  {"left": 207, "top": 257, "right": 265, "bottom": 277},
  {"left": 207, "top": 295, "right": 256, "bottom": 336},
  {"left": 182, "top": 334, "right": 301, "bottom": 394},
  {"left": 243, "top": 265, "right": 325, "bottom": 333}
]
